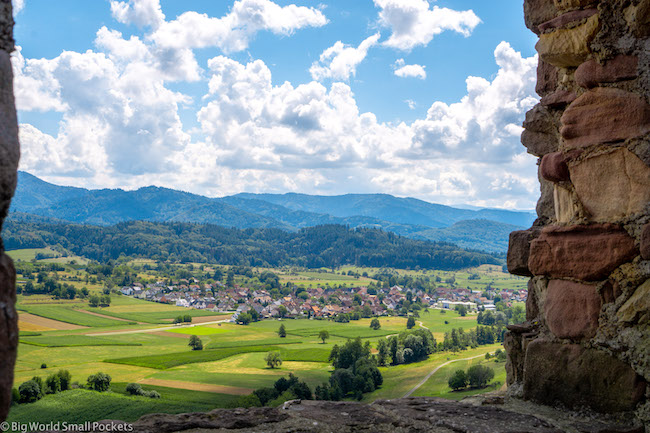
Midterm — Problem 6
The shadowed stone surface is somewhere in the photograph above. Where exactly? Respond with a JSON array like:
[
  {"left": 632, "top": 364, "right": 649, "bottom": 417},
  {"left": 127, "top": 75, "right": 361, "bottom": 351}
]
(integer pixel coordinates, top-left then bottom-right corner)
[
  {"left": 544, "top": 279, "right": 601, "bottom": 338},
  {"left": 525, "top": 0, "right": 559, "bottom": 35},
  {"left": 575, "top": 55, "right": 639, "bottom": 88},
  {"left": 522, "top": 340, "right": 647, "bottom": 413},
  {"left": 538, "top": 8, "right": 598, "bottom": 32},
  {"left": 641, "top": 223, "right": 650, "bottom": 260},
  {"left": 536, "top": 59, "right": 559, "bottom": 96},
  {"left": 617, "top": 278, "right": 650, "bottom": 323},
  {"left": 560, "top": 88, "right": 650, "bottom": 149},
  {"left": 507, "top": 229, "right": 540, "bottom": 276},
  {"left": 553, "top": 0, "right": 598, "bottom": 11},
  {"left": 528, "top": 224, "right": 638, "bottom": 281},
  {"left": 540, "top": 89, "right": 577, "bottom": 108},
  {"left": 521, "top": 105, "right": 559, "bottom": 156}
]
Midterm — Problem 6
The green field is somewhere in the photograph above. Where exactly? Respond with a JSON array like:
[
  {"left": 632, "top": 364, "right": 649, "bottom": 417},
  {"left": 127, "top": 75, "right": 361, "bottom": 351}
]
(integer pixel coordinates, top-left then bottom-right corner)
[
  {"left": 19, "top": 335, "right": 143, "bottom": 347},
  {"left": 18, "top": 304, "right": 133, "bottom": 327}
]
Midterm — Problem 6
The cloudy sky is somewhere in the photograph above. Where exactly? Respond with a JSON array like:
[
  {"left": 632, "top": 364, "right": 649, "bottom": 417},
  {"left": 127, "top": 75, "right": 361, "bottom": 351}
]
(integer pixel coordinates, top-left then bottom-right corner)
[{"left": 12, "top": 0, "right": 539, "bottom": 209}]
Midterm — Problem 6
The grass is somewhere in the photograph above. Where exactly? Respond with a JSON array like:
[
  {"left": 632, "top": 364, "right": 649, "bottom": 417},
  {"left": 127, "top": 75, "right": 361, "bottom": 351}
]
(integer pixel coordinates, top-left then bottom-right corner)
[
  {"left": 105, "top": 345, "right": 284, "bottom": 369},
  {"left": 17, "top": 304, "right": 132, "bottom": 327},
  {"left": 19, "top": 335, "right": 143, "bottom": 347},
  {"left": 205, "top": 339, "right": 302, "bottom": 349},
  {"left": 7, "top": 247, "right": 58, "bottom": 261},
  {"left": 278, "top": 347, "right": 330, "bottom": 363},
  {"left": 83, "top": 307, "right": 224, "bottom": 324},
  {"left": 18, "top": 331, "right": 41, "bottom": 337},
  {"left": 166, "top": 326, "right": 230, "bottom": 336}
]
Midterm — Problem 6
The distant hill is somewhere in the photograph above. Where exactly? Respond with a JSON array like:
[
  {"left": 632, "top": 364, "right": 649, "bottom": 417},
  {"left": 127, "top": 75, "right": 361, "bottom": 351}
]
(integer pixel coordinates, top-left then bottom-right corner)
[{"left": 9, "top": 172, "right": 536, "bottom": 252}]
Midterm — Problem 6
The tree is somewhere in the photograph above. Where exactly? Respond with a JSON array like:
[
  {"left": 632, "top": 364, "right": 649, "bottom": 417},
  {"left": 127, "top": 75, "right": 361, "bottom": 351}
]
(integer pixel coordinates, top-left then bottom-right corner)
[
  {"left": 265, "top": 352, "right": 282, "bottom": 369},
  {"left": 88, "top": 295, "right": 100, "bottom": 308},
  {"left": 370, "top": 318, "right": 381, "bottom": 330},
  {"left": 455, "top": 305, "right": 467, "bottom": 317},
  {"left": 406, "top": 316, "right": 416, "bottom": 329},
  {"left": 18, "top": 380, "right": 41, "bottom": 403},
  {"left": 87, "top": 372, "right": 111, "bottom": 392},
  {"left": 467, "top": 365, "right": 495, "bottom": 388},
  {"left": 278, "top": 305, "right": 288, "bottom": 318},
  {"left": 377, "top": 339, "right": 389, "bottom": 366},
  {"left": 188, "top": 335, "right": 203, "bottom": 350},
  {"left": 278, "top": 324, "right": 286, "bottom": 338},
  {"left": 319, "top": 330, "right": 330, "bottom": 344},
  {"left": 448, "top": 369, "right": 468, "bottom": 391},
  {"left": 45, "top": 374, "right": 61, "bottom": 394}
]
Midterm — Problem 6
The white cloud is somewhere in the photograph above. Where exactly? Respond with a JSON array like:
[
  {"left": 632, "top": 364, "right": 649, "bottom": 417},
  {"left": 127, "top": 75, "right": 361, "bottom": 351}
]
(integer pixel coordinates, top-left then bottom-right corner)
[
  {"left": 405, "top": 99, "right": 416, "bottom": 109},
  {"left": 12, "top": 47, "right": 67, "bottom": 112},
  {"left": 310, "top": 33, "right": 380, "bottom": 81},
  {"left": 12, "top": 0, "right": 24, "bottom": 15},
  {"left": 393, "top": 58, "right": 426, "bottom": 79},
  {"left": 150, "top": 0, "right": 327, "bottom": 53},
  {"left": 110, "top": 0, "right": 165, "bottom": 29},
  {"left": 374, "top": 0, "right": 480, "bottom": 50}
]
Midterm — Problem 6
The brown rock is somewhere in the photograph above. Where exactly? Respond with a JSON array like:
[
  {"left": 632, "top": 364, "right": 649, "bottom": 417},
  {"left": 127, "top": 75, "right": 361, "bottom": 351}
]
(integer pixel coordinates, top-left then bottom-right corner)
[
  {"left": 537, "top": 175, "right": 555, "bottom": 222},
  {"left": 536, "top": 14, "right": 599, "bottom": 67},
  {"left": 560, "top": 88, "right": 650, "bottom": 149},
  {"left": 536, "top": 60, "right": 559, "bottom": 96},
  {"left": 526, "top": 279, "right": 540, "bottom": 321},
  {"left": 528, "top": 224, "right": 638, "bottom": 281},
  {"left": 507, "top": 229, "right": 540, "bottom": 276},
  {"left": 553, "top": 185, "right": 580, "bottom": 222},
  {"left": 538, "top": 8, "right": 598, "bottom": 32},
  {"left": 0, "top": 254, "right": 16, "bottom": 421},
  {"left": 575, "top": 55, "right": 638, "bottom": 88},
  {"left": 521, "top": 105, "right": 559, "bottom": 156},
  {"left": 540, "top": 89, "right": 577, "bottom": 108},
  {"left": 600, "top": 280, "right": 622, "bottom": 304},
  {"left": 570, "top": 148, "right": 650, "bottom": 220},
  {"left": 540, "top": 152, "right": 570, "bottom": 182},
  {"left": 544, "top": 279, "right": 601, "bottom": 338},
  {"left": 553, "top": 0, "right": 598, "bottom": 11},
  {"left": 627, "top": 0, "right": 650, "bottom": 37},
  {"left": 525, "top": 0, "right": 560, "bottom": 35},
  {"left": 617, "top": 279, "right": 650, "bottom": 323},
  {"left": 523, "top": 340, "right": 646, "bottom": 412},
  {"left": 641, "top": 223, "right": 650, "bottom": 260}
]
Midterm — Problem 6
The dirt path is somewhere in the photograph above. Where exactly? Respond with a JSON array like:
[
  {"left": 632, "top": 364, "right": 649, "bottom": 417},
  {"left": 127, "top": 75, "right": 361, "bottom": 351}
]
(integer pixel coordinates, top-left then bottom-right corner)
[
  {"left": 18, "top": 312, "right": 87, "bottom": 330},
  {"left": 138, "top": 378, "right": 253, "bottom": 395},
  {"left": 417, "top": 321, "right": 428, "bottom": 329},
  {"left": 85, "top": 319, "right": 230, "bottom": 336},
  {"left": 403, "top": 352, "right": 491, "bottom": 398}
]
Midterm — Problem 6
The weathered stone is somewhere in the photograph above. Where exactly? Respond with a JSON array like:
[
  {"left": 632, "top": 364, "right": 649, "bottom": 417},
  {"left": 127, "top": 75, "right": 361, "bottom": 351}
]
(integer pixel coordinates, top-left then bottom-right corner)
[
  {"left": 521, "top": 105, "right": 559, "bottom": 156},
  {"left": 600, "top": 280, "right": 622, "bottom": 304},
  {"left": 526, "top": 279, "right": 540, "bottom": 320},
  {"left": 536, "top": 59, "right": 559, "bottom": 96},
  {"left": 528, "top": 224, "right": 638, "bottom": 281},
  {"left": 537, "top": 175, "right": 555, "bottom": 222},
  {"left": 575, "top": 55, "right": 638, "bottom": 88},
  {"left": 540, "top": 89, "right": 577, "bottom": 108},
  {"left": 538, "top": 8, "right": 598, "bottom": 32},
  {"left": 536, "top": 14, "right": 599, "bottom": 67},
  {"left": 523, "top": 340, "right": 646, "bottom": 413},
  {"left": 627, "top": 0, "right": 650, "bottom": 37},
  {"left": 553, "top": 185, "right": 580, "bottom": 222},
  {"left": 570, "top": 148, "right": 650, "bottom": 220},
  {"left": 553, "top": 0, "right": 598, "bottom": 11},
  {"left": 540, "top": 152, "right": 570, "bottom": 182},
  {"left": 0, "top": 254, "right": 15, "bottom": 422},
  {"left": 507, "top": 229, "right": 540, "bottom": 276},
  {"left": 561, "top": 88, "right": 650, "bottom": 149},
  {"left": 544, "top": 279, "right": 601, "bottom": 338},
  {"left": 617, "top": 279, "right": 650, "bottom": 323},
  {"left": 525, "top": 0, "right": 559, "bottom": 35},
  {"left": 641, "top": 223, "right": 650, "bottom": 260}
]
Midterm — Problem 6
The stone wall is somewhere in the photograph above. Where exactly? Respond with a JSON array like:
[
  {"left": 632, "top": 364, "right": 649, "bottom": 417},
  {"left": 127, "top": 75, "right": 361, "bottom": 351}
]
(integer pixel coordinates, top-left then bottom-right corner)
[
  {"left": 0, "top": 0, "right": 18, "bottom": 422},
  {"left": 506, "top": 0, "right": 650, "bottom": 424}
]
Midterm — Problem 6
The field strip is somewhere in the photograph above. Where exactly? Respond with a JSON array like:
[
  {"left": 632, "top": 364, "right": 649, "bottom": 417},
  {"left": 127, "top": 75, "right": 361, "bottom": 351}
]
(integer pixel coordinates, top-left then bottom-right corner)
[
  {"left": 138, "top": 378, "right": 253, "bottom": 395},
  {"left": 74, "top": 309, "right": 136, "bottom": 323},
  {"left": 403, "top": 352, "right": 491, "bottom": 398},
  {"left": 19, "top": 312, "right": 87, "bottom": 330},
  {"left": 85, "top": 319, "right": 229, "bottom": 336}
]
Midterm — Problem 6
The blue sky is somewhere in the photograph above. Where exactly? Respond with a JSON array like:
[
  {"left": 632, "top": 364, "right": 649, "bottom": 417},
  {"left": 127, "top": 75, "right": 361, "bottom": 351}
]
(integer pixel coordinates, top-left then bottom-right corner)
[{"left": 12, "top": 0, "right": 540, "bottom": 209}]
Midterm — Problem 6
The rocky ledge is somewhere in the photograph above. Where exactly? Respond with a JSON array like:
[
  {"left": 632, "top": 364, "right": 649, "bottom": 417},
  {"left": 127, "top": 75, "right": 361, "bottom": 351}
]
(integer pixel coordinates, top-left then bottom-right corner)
[{"left": 94, "top": 397, "right": 643, "bottom": 433}]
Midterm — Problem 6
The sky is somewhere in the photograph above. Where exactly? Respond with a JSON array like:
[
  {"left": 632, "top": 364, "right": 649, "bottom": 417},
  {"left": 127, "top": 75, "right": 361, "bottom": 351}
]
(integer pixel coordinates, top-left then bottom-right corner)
[{"left": 12, "top": 0, "right": 540, "bottom": 210}]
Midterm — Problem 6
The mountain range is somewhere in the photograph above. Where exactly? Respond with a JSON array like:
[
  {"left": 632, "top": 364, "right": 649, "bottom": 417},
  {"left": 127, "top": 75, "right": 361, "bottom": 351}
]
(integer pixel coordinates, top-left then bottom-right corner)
[{"left": 9, "top": 172, "right": 536, "bottom": 252}]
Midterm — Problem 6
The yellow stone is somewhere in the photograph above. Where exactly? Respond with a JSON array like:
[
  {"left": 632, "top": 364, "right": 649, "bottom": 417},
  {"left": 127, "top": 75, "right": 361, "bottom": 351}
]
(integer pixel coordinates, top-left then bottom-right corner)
[
  {"left": 536, "top": 14, "right": 600, "bottom": 67},
  {"left": 570, "top": 148, "right": 650, "bottom": 221},
  {"left": 553, "top": 185, "right": 580, "bottom": 223},
  {"left": 617, "top": 279, "right": 650, "bottom": 323}
]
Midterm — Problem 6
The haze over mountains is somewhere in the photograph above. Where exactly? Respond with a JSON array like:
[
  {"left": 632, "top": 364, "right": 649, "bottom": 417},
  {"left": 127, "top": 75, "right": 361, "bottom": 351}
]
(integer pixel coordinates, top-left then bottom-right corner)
[{"left": 11, "top": 172, "right": 536, "bottom": 252}]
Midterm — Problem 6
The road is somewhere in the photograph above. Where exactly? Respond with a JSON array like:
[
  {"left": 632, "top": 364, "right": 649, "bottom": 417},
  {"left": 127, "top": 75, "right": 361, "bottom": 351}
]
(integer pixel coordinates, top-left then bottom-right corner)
[{"left": 85, "top": 319, "right": 230, "bottom": 336}]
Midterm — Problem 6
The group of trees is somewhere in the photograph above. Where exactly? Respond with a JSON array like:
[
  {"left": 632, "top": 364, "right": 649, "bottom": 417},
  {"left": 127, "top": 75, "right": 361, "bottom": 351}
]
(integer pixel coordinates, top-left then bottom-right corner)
[
  {"left": 448, "top": 365, "right": 495, "bottom": 391},
  {"left": 188, "top": 335, "right": 203, "bottom": 351},
  {"left": 88, "top": 294, "right": 111, "bottom": 307},
  {"left": 237, "top": 373, "right": 312, "bottom": 408},
  {"left": 378, "top": 329, "right": 436, "bottom": 366},
  {"left": 477, "top": 306, "right": 525, "bottom": 326},
  {"left": 174, "top": 315, "right": 193, "bottom": 324},
  {"left": 125, "top": 383, "right": 161, "bottom": 399},
  {"left": 439, "top": 325, "right": 507, "bottom": 352},
  {"left": 13, "top": 370, "right": 72, "bottom": 404}
]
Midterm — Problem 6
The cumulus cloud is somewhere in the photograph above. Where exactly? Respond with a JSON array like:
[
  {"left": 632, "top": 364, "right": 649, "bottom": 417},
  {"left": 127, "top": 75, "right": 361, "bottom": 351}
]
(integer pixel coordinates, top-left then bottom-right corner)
[
  {"left": 110, "top": 0, "right": 165, "bottom": 29},
  {"left": 310, "top": 33, "right": 381, "bottom": 81},
  {"left": 374, "top": 0, "right": 480, "bottom": 50},
  {"left": 393, "top": 58, "right": 426, "bottom": 79},
  {"left": 12, "top": 0, "right": 24, "bottom": 15},
  {"left": 150, "top": 0, "right": 327, "bottom": 53}
]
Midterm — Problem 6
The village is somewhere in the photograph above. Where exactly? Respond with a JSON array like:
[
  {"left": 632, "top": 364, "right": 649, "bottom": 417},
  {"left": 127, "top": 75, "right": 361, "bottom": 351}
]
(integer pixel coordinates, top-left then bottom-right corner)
[{"left": 120, "top": 278, "right": 528, "bottom": 322}]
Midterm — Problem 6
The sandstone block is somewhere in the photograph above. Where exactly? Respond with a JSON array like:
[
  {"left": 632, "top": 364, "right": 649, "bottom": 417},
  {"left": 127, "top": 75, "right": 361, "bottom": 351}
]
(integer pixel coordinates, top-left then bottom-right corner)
[
  {"left": 540, "top": 152, "right": 570, "bottom": 182},
  {"left": 538, "top": 8, "right": 598, "bottom": 32},
  {"left": 528, "top": 224, "right": 638, "bottom": 281},
  {"left": 536, "top": 60, "right": 559, "bottom": 96},
  {"left": 537, "top": 174, "right": 555, "bottom": 222},
  {"left": 523, "top": 340, "right": 646, "bottom": 412},
  {"left": 553, "top": 185, "right": 580, "bottom": 222},
  {"left": 540, "top": 89, "right": 577, "bottom": 108},
  {"left": 544, "top": 279, "right": 601, "bottom": 338},
  {"left": 507, "top": 229, "right": 540, "bottom": 276},
  {"left": 522, "top": 105, "right": 559, "bottom": 156},
  {"left": 553, "top": 0, "right": 598, "bottom": 11},
  {"left": 525, "top": 0, "right": 559, "bottom": 35},
  {"left": 560, "top": 88, "right": 650, "bottom": 149},
  {"left": 536, "top": 14, "right": 599, "bottom": 67},
  {"left": 641, "top": 223, "right": 650, "bottom": 260},
  {"left": 617, "top": 279, "right": 650, "bottom": 323},
  {"left": 0, "top": 254, "right": 16, "bottom": 421},
  {"left": 575, "top": 55, "right": 638, "bottom": 88},
  {"left": 570, "top": 148, "right": 650, "bottom": 220}
]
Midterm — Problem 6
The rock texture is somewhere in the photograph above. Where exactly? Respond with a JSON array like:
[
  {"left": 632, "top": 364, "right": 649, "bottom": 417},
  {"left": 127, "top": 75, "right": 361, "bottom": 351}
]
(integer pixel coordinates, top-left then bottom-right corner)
[
  {"left": 510, "top": 0, "right": 650, "bottom": 427},
  {"left": 0, "top": 0, "right": 18, "bottom": 422}
]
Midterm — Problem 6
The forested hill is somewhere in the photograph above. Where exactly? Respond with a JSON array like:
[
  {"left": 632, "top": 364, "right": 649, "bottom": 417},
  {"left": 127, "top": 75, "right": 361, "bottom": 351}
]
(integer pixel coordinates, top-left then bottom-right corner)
[{"left": 2, "top": 219, "right": 500, "bottom": 270}]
